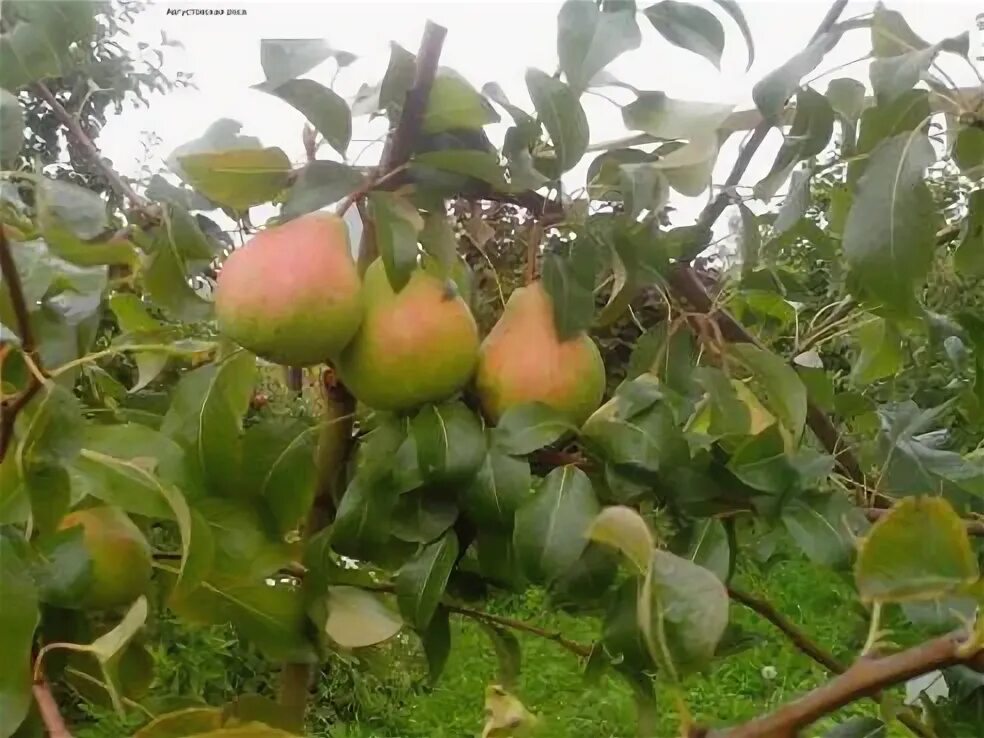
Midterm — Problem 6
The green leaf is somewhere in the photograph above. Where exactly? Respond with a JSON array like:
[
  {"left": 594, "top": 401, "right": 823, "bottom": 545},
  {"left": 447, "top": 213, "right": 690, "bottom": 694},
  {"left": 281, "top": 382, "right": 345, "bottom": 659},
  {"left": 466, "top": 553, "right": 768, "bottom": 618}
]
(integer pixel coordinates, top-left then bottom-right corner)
[
  {"left": 825, "top": 77, "right": 866, "bottom": 121},
  {"left": 557, "top": 0, "right": 642, "bottom": 91},
  {"left": 752, "top": 31, "right": 838, "bottom": 120},
  {"left": 423, "top": 72, "right": 499, "bottom": 134},
  {"left": 411, "top": 402, "right": 485, "bottom": 485},
  {"left": 844, "top": 133, "right": 938, "bottom": 315},
  {"left": 131, "top": 707, "right": 222, "bottom": 738},
  {"left": 40, "top": 178, "right": 109, "bottom": 240},
  {"left": 622, "top": 91, "right": 733, "bottom": 141},
  {"left": 686, "top": 518, "right": 731, "bottom": 583},
  {"left": 953, "top": 126, "right": 984, "bottom": 180},
  {"left": 40, "top": 222, "right": 137, "bottom": 268},
  {"left": 479, "top": 623, "right": 521, "bottom": 689},
  {"left": 849, "top": 90, "right": 930, "bottom": 185},
  {"left": 541, "top": 234, "right": 598, "bottom": 339},
  {"left": 851, "top": 316, "right": 902, "bottom": 385},
  {"left": 412, "top": 149, "right": 508, "bottom": 190},
  {"left": 737, "top": 202, "right": 760, "bottom": 276},
  {"left": 731, "top": 343, "right": 807, "bottom": 446},
  {"left": 460, "top": 446, "right": 532, "bottom": 530},
  {"left": 644, "top": 1, "right": 725, "bottom": 69},
  {"left": 856, "top": 497, "right": 978, "bottom": 603},
  {"left": 587, "top": 505, "right": 654, "bottom": 574},
  {"left": 708, "top": 0, "right": 754, "bottom": 69},
  {"left": 782, "top": 495, "right": 860, "bottom": 569},
  {"left": 367, "top": 191, "right": 423, "bottom": 292},
  {"left": 755, "top": 87, "right": 833, "bottom": 200},
  {"left": 955, "top": 189, "right": 984, "bottom": 276},
  {"left": 513, "top": 465, "right": 600, "bottom": 584},
  {"left": 0, "top": 1, "right": 100, "bottom": 90},
  {"left": 29, "top": 526, "right": 91, "bottom": 607},
  {"left": 141, "top": 224, "right": 212, "bottom": 323},
  {"left": 161, "top": 351, "right": 257, "bottom": 497},
  {"left": 549, "top": 542, "right": 618, "bottom": 606},
  {"left": 0, "top": 88, "right": 24, "bottom": 164},
  {"left": 178, "top": 148, "right": 291, "bottom": 211},
  {"left": 259, "top": 38, "right": 355, "bottom": 87},
  {"left": 525, "top": 68, "right": 589, "bottom": 178},
  {"left": 396, "top": 532, "right": 458, "bottom": 629},
  {"left": 638, "top": 549, "right": 729, "bottom": 679},
  {"left": 0, "top": 536, "right": 39, "bottom": 738},
  {"left": 420, "top": 606, "right": 451, "bottom": 684},
  {"left": 871, "top": 4, "right": 928, "bottom": 57},
  {"left": 870, "top": 44, "right": 940, "bottom": 104},
  {"left": 419, "top": 211, "right": 458, "bottom": 276},
  {"left": 281, "top": 160, "right": 363, "bottom": 220},
  {"left": 254, "top": 78, "right": 351, "bottom": 156},
  {"left": 627, "top": 322, "right": 695, "bottom": 393},
  {"left": 822, "top": 718, "right": 887, "bottom": 738},
  {"left": 597, "top": 217, "right": 670, "bottom": 324},
  {"left": 391, "top": 488, "right": 458, "bottom": 545},
  {"left": 774, "top": 169, "right": 811, "bottom": 235},
  {"left": 492, "top": 402, "right": 575, "bottom": 455},
  {"left": 324, "top": 586, "right": 402, "bottom": 648},
  {"left": 601, "top": 580, "right": 654, "bottom": 675},
  {"left": 242, "top": 418, "right": 318, "bottom": 535}
]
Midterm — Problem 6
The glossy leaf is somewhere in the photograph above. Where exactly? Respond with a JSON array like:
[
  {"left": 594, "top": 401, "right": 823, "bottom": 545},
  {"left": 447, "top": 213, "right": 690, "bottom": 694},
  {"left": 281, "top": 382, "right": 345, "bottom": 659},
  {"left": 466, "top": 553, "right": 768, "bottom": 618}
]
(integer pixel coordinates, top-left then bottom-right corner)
[
  {"left": 492, "top": 402, "right": 576, "bottom": 456},
  {"left": 178, "top": 147, "right": 291, "bottom": 211},
  {"left": 526, "top": 68, "right": 589, "bottom": 178},
  {"left": 367, "top": 191, "right": 423, "bottom": 292},
  {"left": 161, "top": 350, "right": 256, "bottom": 497},
  {"left": 557, "top": 0, "right": 641, "bottom": 91},
  {"left": 411, "top": 402, "right": 485, "bottom": 485},
  {"left": 587, "top": 505, "right": 654, "bottom": 574},
  {"left": 324, "top": 586, "right": 402, "bottom": 648},
  {"left": 644, "top": 1, "right": 725, "bottom": 69},
  {"left": 461, "top": 446, "right": 532, "bottom": 530},
  {"left": 752, "top": 31, "right": 838, "bottom": 120},
  {"left": 844, "top": 133, "right": 938, "bottom": 315},
  {"left": 856, "top": 497, "right": 978, "bottom": 603},
  {"left": 396, "top": 532, "right": 458, "bottom": 629},
  {"left": 514, "top": 465, "right": 600, "bottom": 584},
  {"left": 255, "top": 78, "right": 351, "bottom": 155},
  {"left": 0, "top": 536, "right": 39, "bottom": 738}
]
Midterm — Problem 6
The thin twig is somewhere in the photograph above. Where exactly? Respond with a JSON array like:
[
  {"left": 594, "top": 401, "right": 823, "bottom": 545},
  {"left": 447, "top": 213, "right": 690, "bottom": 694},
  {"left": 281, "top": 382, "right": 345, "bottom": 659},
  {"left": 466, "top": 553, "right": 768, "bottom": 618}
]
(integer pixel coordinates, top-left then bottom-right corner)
[
  {"left": 448, "top": 603, "right": 592, "bottom": 659},
  {"left": 31, "top": 82, "right": 149, "bottom": 211},
  {"left": 706, "top": 630, "right": 983, "bottom": 738},
  {"left": 32, "top": 680, "right": 73, "bottom": 738},
  {"left": 335, "top": 163, "right": 410, "bottom": 217}
]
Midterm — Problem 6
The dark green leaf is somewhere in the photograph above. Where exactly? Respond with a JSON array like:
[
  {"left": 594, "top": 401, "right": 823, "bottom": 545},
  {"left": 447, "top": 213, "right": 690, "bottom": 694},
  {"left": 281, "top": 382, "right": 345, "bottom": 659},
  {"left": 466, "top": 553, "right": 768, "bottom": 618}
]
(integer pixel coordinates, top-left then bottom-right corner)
[
  {"left": 0, "top": 88, "right": 24, "bottom": 164},
  {"left": 255, "top": 78, "right": 351, "bottom": 155},
  {"left": 851, "top": 316, "right": 902, "bottom": 385},
  {"left": 259, "top": 38, "right": 355, "bottom": 88},
  {"left": 525, "top": 68, "right": 589, "bottom": 178},
  {"left": 549, "top": 542, "right": 618, "bottom": 606},
  {"left": 639, "top": 548, "right": 729, "bottom": 678},
  {"left": 782, "top": 494, "right": 860, "bottom": 568},
  {"left": 412, "top": 150, "right": 508, "bottom": 190},
  {"left": 242, "top": 418, "right": 318, "bottom": 535},
  {"left": 411, "top": 402, "right": 485, "bottom": 485},
  {"left": 420, "top": 606, "right": 451, "bottom": 683},
  {"left": 323, "top": 586, "right": 402, "bottom": 648},
  {"left": 731, "top": 344, "right": 807, "bottom": 445},
  {"left": 752, "top": 31, "right": 839, "bottom": 120},
  {"left": 492, "top": 402, "right": 576, "bottom": 455},
  {"left": 178, "top": 147, "right": 291, "bottom": 211},
  {"left": 391, "top": 488, "right": 458, "bottom": 544},
  {"left": 367, "top": 191, "right": 423, "bottom": 292},
  {"left": 461, "top": 446, "right": 532, "bottom": 530},
  {"left": 755, "top": 87, "right": 833, "bottom": 200},
  {"left": 737, "top": 202, "right": 760, "bottom": 276},
  {"left": 479, "top": 623, "right": 521, "bottom": 689},
  {"left": 0, "top": 536, "right": 39, "bottom": 738},
  {"left": 953, "top": 126, "right": 984, "bottom": 180},
  {"left": 395, "top": 532, "right": 458, "bottom": 629},
  {"left": 423, "top": 72, "right": 499, "bottom": 134},
  {"left": 196, "top": 498, "right": 291, "bottom": 581},
  {"left": 419, "top": 211, "right": 458, "bottom": 276},
  {"left": 955, "top": 189, "right": 984, "bottom": 276},
  {"left": 856, "top": 497, "right": 978, "bottom": 603},
  {"left": 0, "top": 1, "right": 100, "bottom": 90},
  {"left": 281, "top": 160, "right": 364, "bottom": 220},
  {"left": 708, "top": 0, "right": 754, "bottom": 69},
  {"left": 871, "top": 4, "right": 928, "bottom": 57},
  {"left": 849, "top": 90, "right": 930, "bottom": 184},
  {"left": 558, "top": 0, "right": 642, "bottom": 91},
  {"left": 541, "top": 236, "right": 597, "bottom": 340},
  {"left": 844, "top": 133, "right": 938, "bottom": 315},
  {"left": 513, "top": 465, "right": 600, "bottom": 584},
  {"left": 686, "top": 518, "right": 731, "bottom": 582},
  {"left": 160, "top": 350, "right": 257, "bottom": 497},
  {"left": 645, "top": 1, "right": 725, "bottom": 69}
]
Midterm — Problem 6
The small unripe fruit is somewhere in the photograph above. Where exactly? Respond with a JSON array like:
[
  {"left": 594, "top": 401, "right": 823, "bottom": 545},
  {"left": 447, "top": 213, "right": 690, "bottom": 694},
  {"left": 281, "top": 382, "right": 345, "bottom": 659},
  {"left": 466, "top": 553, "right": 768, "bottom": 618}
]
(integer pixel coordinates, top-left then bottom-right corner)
[
  {"left": 215, "top": 212, "right": 363, "bottom": 366},
  {"left": 475, "top": 282, "right": 605, "bottom": 426},
  {"left": 336, "top": 260, "right": 480, "bottom": 411},
  {"left": 59, "top": 506, "right": 152, "bottom": 611}
]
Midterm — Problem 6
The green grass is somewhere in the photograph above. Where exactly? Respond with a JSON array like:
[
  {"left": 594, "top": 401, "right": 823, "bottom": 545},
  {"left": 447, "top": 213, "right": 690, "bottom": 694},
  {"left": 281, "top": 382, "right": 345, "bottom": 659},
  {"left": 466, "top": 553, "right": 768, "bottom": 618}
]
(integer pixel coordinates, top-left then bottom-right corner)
[{"left": 70, "top": 553, "right": 981, "bottom": 738}]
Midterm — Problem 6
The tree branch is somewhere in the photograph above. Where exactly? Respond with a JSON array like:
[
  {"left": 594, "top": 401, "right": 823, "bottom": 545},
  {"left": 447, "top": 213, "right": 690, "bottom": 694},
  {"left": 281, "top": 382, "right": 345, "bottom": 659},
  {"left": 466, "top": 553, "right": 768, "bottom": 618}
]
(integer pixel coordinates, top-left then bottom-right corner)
[
  {"left": 0, "top": 226, "right": 46, "bottom": 462},
  {"left": 33, "top": 680, "right": 73, "bottom": 738},
  {"left": 447, "top": 602, "right": 592, "bottom": 659},
  {"left": 706, "top": 630, "right": 984, "bottom": 738},
  {"left": 31, "top": 82, "right": 150, "bottom": 211}
]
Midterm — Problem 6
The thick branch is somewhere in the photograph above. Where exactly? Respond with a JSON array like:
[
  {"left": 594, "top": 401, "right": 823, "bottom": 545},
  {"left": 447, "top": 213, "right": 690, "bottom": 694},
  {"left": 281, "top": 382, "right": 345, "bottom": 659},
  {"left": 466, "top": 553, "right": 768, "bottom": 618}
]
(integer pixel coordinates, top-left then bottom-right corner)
[
  {"left": 33, "top": 681, "right": 73, "bottom": 738},
  {"left": 707, "top": 631, "right": 984, "bottom": 738},
  {"left": 31, "top": 82, "right": 149, "bottom": 210},
  {"left": 0, "top": 227, "right": 45, "bottom": 462}
]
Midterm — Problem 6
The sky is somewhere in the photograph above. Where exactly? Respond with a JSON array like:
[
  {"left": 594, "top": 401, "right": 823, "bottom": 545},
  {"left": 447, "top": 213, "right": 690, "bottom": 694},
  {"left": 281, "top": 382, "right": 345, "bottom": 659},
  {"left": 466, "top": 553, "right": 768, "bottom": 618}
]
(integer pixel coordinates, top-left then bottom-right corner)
[{"left": 98, "top": 0, "right": 984, "bottom": 243}]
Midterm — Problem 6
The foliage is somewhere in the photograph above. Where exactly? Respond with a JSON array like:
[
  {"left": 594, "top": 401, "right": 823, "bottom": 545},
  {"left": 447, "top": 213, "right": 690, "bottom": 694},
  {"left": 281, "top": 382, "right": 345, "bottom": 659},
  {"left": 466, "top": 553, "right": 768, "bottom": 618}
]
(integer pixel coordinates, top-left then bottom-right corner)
[{"left": 1, "top": 1, "right": 983, "bottom": 738}]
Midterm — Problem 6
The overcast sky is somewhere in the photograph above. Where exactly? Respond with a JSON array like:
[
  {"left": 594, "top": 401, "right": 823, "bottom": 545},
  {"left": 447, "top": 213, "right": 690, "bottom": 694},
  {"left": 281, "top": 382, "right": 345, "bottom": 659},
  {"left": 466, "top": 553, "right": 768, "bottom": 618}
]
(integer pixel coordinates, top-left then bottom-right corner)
[{"left": 99, "top": 0, "right": 983, "bottom": 240}]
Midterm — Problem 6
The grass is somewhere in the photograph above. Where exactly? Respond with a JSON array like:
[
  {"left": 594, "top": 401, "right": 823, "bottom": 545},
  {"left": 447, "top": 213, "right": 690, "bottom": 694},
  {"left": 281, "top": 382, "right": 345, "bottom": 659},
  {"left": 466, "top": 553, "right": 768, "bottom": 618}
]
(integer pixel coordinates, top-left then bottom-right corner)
[{"left": 70, "top": 552, "right": 981, "bottom": 738}]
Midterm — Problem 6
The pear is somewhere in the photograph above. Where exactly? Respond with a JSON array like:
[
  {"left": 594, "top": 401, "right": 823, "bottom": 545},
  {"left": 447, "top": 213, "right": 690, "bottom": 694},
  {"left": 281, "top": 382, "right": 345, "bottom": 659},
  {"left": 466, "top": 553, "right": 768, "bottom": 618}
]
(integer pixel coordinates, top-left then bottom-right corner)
[
  {"left": 475, "top": 282, "right": 605, "bottom": 425},
  {"left": 215, "top": 212, "right": 363, "bottom": 366},
  {"left": 336, "top": 260, "right": 479, "bottom": 411}
]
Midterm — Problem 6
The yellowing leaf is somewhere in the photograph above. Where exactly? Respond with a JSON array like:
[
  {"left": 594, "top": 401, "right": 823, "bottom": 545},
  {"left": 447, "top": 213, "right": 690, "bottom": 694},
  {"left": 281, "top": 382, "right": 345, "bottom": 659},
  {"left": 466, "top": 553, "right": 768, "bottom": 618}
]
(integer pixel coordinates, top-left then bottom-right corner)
[
  {"left": 587, "top": 506, "right": 653, "bottom": 574},
  {"left": 178, "top": 147, "right": 291, "bottom": 210}
]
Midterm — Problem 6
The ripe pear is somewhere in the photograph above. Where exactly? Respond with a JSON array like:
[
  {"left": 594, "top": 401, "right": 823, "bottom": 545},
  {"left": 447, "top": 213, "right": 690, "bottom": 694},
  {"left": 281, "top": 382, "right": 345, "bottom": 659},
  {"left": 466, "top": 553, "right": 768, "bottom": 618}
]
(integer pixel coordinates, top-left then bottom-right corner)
[
  {"left": 59, "top": 506, "right": 152, "bottom": 611},
  {"left": 215, "top": 212, "right": 363, "bottom": 366},
  {"left": 336, "top": 260, "right": 480, "bottom": 411},
  {"left": 475, "top": 281, "right": 605, "bottom": 425}
]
